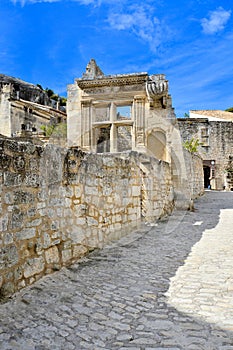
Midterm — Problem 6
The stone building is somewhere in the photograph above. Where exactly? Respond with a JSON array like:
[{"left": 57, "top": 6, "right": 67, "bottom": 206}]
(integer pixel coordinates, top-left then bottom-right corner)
[
  {"left": 0, "top": 63, "right": 205, "bottom": 297},
  {"left": 178, "top": 110, "right": 233, "bottom": 191},
  {"left": 0, "top": 75, "right": 66, "bottom": 138},
  {"left": 67, "top": 59, "right": 204, "bottom": 208},
  {"left": 67, "top": 59, "right": 175, "bottom": 159}
]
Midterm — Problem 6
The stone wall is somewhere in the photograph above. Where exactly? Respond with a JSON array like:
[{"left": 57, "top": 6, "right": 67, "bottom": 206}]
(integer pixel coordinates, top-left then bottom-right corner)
[
  {"left": 178, "top": 119, "right": 233, "bottom": 190},
  {"left": 183, "top": 150, "right": 204, "bottom": 206},
  {"left": 0, "top": 137, "right": 176, "bottom": 297}
]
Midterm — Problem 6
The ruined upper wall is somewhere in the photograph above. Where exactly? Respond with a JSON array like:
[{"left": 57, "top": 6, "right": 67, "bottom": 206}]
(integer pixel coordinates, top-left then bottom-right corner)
[{"left": 0, "top": 74, "right": 49, "bottom": 105}]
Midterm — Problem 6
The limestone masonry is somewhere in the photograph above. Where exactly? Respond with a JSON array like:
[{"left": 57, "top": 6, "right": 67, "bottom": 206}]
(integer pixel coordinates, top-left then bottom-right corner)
[
  {"left": 0, "top": 75, "right": 66, "bottom": 138},
  {"left": 178, "top": 110, "right": 233, "bottom": 191},
  {"left": 0, "top": 134, "right": 203, "bottom": 297},
  {"left": 0, "top": 60, "right": 205, "bottom": 297}
]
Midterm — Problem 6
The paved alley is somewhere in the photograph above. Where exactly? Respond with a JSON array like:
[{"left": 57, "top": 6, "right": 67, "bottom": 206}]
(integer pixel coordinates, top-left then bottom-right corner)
[{"left": 0, "top": 191, "right": 233, "bottom": 350}]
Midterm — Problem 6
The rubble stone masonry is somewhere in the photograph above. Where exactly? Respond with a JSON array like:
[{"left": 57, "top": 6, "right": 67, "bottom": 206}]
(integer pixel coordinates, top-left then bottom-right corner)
[{"left": 0, "top": 136, "right": 184, "bottom": 297}]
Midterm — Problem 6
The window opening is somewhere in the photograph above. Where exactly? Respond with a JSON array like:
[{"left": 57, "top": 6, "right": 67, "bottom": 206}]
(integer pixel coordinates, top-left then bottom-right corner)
[
  {"left": 96, "top": 126, "right": 110, "bottom": 153},
  {"left": 116, "top": 106, "right": 131, "bottom": 120}
]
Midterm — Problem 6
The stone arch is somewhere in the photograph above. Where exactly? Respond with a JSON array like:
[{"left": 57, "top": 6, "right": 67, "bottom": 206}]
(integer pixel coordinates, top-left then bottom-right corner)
[{"left": 147, "top": 129, "right": 167, "bottom": 161}]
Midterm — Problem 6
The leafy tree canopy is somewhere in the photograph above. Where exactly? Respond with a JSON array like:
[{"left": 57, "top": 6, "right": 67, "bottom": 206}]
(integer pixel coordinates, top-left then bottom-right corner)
[
  {"left": 183, "top": 137, "right": 202, "bottom": 153},
  {"left": 225, "top": 107, "right": 233, "bottom": 113},
  {"left": 40, "top": 123, "right": 67, "bottom": 138},
  {"left": 36, "top": 84, "right": 67, "bottom": 106}
]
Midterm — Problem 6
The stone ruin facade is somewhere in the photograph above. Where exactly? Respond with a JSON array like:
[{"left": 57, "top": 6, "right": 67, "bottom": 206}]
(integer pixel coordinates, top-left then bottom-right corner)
[
  {"left": 67, "top": 59, "right": 203, "bottom": 208},
  {"left": 0, "top": 60, "right": 205, "bottom": 297},
  {"left": 178, "top": 110, "right": 233, "bottom": 191},
  {"left": 67, "top": 59, "right": 175, "bottom": 161},
  {"left": 0, "top": 75, "right": 66, "bottom": 138}
]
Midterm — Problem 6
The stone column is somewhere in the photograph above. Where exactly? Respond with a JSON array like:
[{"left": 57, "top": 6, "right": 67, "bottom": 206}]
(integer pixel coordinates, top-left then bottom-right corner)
[
  {"left": 133, "top": 95, "right": 146, "bottom": 152},
  {"left": 0, "top": 85, "right": 12, "bottom": 137},
  {"left": 67, "top": 84, "right": 81, "bottom": 147},
  {"left": 81, "top": 100, "right": 92, "bottom": 151}
]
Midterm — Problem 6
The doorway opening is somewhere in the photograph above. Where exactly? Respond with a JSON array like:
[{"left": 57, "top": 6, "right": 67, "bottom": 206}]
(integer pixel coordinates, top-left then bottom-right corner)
[{"left": 203, "top": 165, "right": 210, "bottom": 188}]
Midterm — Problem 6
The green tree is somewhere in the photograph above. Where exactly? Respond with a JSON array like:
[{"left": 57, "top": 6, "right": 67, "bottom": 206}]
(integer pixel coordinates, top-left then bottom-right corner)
[
  {"left": 40, "top": 123, "right": 67, "bottom": 138},
  {"left": 183, "top": 137, "right": 202, "bottom": 153},
  {"left": 225, "top": 107, "right": 233, "bottom": 113},
  {"left": 45, "top": 88, "right": 54, "bottom": 98},
  {"left": 37, "top": 84, "right": 67, "bottom": 106},
  {"left": 36, "top": 84, "right": 43, "bottom": 90}
]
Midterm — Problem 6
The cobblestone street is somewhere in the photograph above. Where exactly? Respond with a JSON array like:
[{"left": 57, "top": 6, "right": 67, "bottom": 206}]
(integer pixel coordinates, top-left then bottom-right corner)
[{"left": 0, "top": 191, "right": 233, "bottom": 350}]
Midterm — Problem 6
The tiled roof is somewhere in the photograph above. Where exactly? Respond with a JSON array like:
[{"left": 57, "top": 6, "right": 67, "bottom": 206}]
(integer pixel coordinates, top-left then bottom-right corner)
[{"left": 190, "top": 110, "right": 233, "bottom": 121}]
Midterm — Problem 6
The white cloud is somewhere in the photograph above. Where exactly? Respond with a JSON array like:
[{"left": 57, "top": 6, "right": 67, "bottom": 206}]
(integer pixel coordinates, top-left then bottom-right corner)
[
  {"left": 11, "top": 0, "right": 115, "bottom": 5},
  {"left": 201, "top": 7, "right": 231, "bottom": 34},
  {"left": 107, "top": 5, "right": 166, "bottom": 52}
]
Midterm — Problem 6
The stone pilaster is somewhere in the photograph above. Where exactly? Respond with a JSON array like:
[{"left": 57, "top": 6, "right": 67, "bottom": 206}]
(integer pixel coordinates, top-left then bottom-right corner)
[
  {"left": 110, "top": 102, "right": 117, "bottom": 152},
  {"left": 133, "top": 95, "right": 146, "bottom": 151},
  {"left": 81, "top": 100, "right": 92, "bottom": 150}
]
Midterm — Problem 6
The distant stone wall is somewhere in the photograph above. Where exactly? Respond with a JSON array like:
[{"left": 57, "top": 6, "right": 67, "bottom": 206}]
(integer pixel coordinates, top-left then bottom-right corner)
[
  {"left": 0, "top": 137, "right": 175, "bottom": 297},
  {"left": 178, "top": 119, "right": 233, "bottom": 190}
]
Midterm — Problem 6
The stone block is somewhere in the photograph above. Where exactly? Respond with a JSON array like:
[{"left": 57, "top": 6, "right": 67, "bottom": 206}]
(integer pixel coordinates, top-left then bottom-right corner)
[
  {"left": 103, "top": 157, "right": 115, "bottom": 167},
  {"left": 0, "top": 244, "right": 18, "bottom": 269},
  {"left": 24, "top": 173, "right": 40, "bottom": 187},
  {"left": 0, "top": 214, "right": 8, "bottom": 231},
  {"left": 76, "top": 217, "right": 86, "bottom": 225},
  {"left": 13, "top": 156, "right": 25, "bottom": 171},
  {"left": 0, "top": 281, "right": 15, "bottom": 297},
  {"left": 24, "top": 257, "right": 45, "bottom": 278},
  {"left": 26, "top": 218, "right": 42, "bottom": 227},
  {"left": 3, "top": 233, "right": 13, "bottom": 245},
  {"left": 132, "top": 185, "right": 141, "bottom": 197},
  {"left": 72, "top": 244, "right": 88, "bottom": 258},
  {"left": 16, "top": 228, "right": 36, "bottom": 241},
  {"left": 62, "top": 249, "right": 72, "bottom": 263},
  {"left": 13, "top": 190, "right": 35, "bottom": 204},
  {"left": 69, "top": 228, "right": 86, "bottom": 244},
  {"left": 3, "top": 172, "right": 22, "bottom": 187},
  {"left": 85, "top": 185, "right": 98, "bottom": 196},
  {"left": 43, "top": 232, "right": 51, "bottom": 248},
  {"left": 86, "top": 217, "right": 98, "bottom": 226},
  {"left": 45, "top": 246, "right": 60, "bottom": 264},
  {"left": 10, "top": 207, "right": 24, "bottom": 229}
]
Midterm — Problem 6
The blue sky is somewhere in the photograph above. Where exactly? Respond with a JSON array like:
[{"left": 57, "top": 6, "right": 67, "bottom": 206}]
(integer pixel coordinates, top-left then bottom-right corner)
[{"left": 1, "top": 0, "right": 233, "bottom": 116}]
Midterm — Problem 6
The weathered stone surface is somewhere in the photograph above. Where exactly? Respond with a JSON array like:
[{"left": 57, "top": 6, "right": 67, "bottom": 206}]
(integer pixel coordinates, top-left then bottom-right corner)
[
  {"left": 3, "top": 172, "right": 23, "bottom": 187},
  {"left": 0, "top": 245, "right": 18, "bottom": 269},
  {"left": 24, "top": 257, "right": 44, "bottom": 278},
  {"left": 0, "top": 136, "right": 203, "bottom": 297},
  {"left": 16, "top": 228, "right": 36, "bottom": 241},
  {"left": 178, "top": 116, "right": 233, "bottom": 191},
  {"left": 45, "top": 246, "right": 60, "bottom": 264},
  {"left": 0, "top": 192, "right": 232, "bottom": 349}
]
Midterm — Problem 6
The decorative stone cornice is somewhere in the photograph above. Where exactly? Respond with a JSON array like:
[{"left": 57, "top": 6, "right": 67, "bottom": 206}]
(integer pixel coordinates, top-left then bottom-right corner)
[{"left": 76, "top": 73, "right": 148, "bottom": 90}]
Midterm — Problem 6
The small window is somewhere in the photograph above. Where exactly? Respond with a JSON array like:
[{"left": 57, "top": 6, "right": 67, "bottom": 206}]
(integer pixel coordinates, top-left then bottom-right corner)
[
  {"left": 201, "top": 127, "right": 209, "bottom": 146},
  {"left": 211, "top": 168, "right": 215, "bottom": 178}
]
